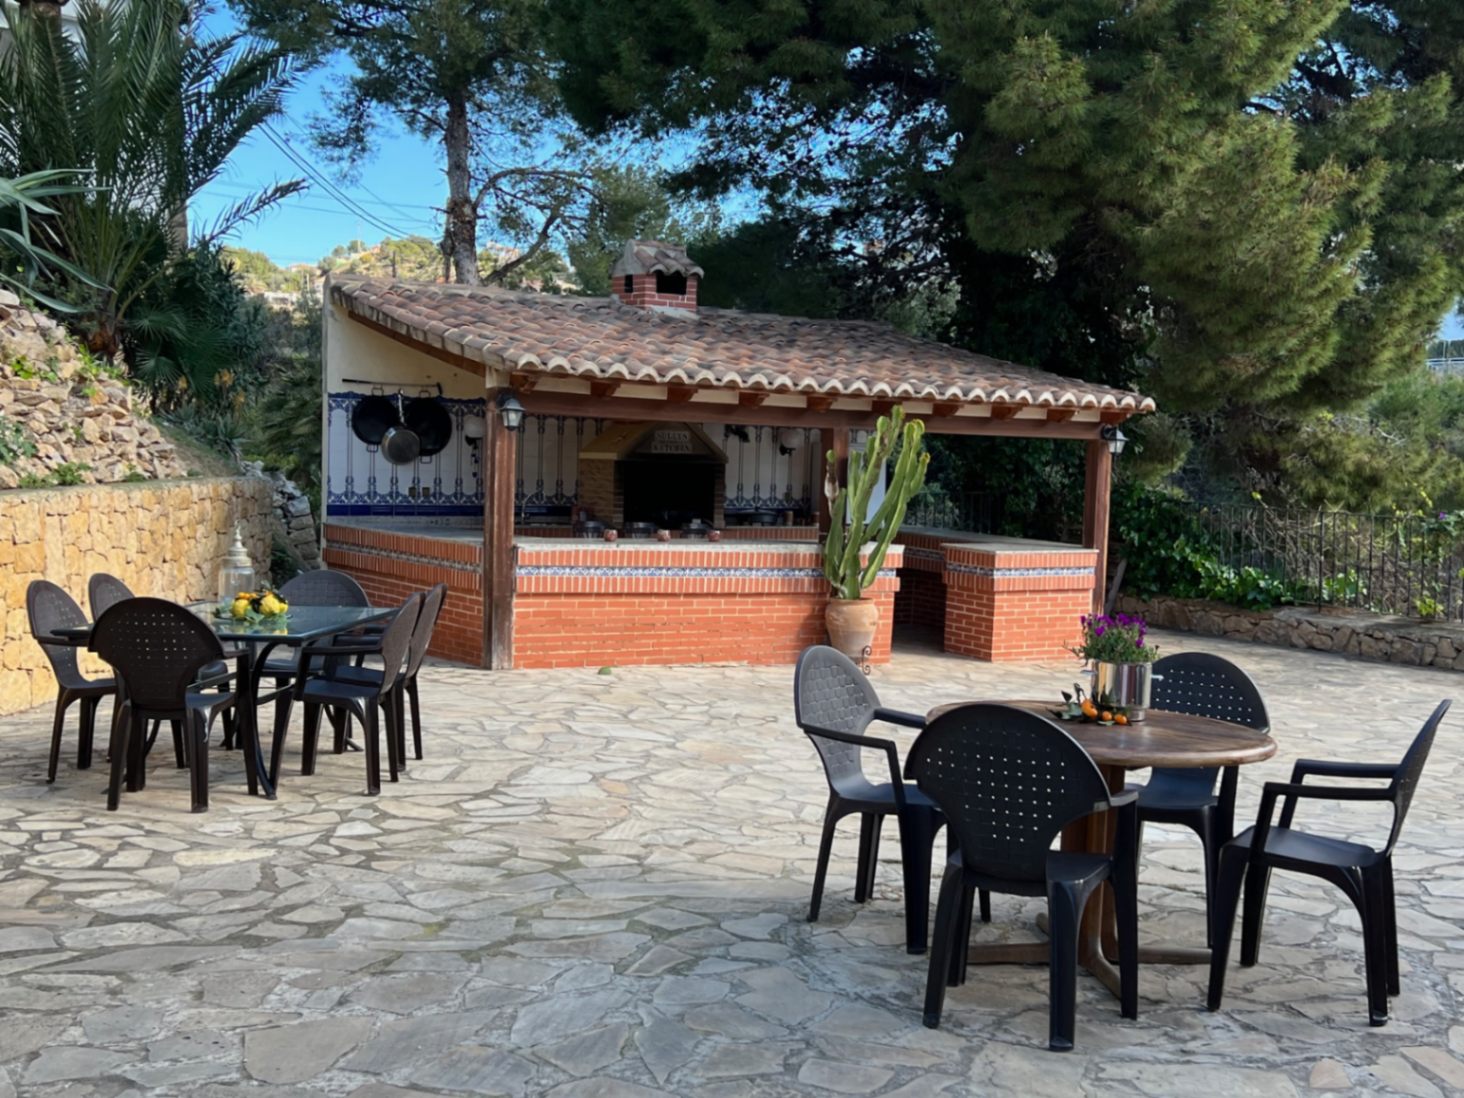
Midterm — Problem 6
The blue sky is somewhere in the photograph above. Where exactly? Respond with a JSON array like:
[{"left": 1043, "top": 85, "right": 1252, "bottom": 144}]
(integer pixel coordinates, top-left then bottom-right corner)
[{"left": 191, "top": 11, "right": 447, "bottom": 266}]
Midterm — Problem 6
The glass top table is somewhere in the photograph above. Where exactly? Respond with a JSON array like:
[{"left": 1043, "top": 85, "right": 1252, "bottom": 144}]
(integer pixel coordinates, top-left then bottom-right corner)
[{"left": 44, "top": 604, "right": 398, "bottom": 803}]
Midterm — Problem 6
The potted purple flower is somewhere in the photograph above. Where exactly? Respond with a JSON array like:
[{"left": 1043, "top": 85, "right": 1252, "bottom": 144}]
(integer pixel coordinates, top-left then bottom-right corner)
[{"left": 1070, "top": 612, "right": 1159, "bottom": 721}]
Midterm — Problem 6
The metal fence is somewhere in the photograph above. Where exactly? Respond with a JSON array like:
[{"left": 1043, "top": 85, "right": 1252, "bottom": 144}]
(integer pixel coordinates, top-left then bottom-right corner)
[
  {"left": 1190, "top": 503, "right": 1464, "bottom": 620},
  {"left": 905, "top": 492, "right": 999, "bottom": 534}
]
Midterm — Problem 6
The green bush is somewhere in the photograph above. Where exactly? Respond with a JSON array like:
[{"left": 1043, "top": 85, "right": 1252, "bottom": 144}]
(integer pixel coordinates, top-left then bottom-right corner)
[
  {"left": 1114, "top": 483, "right": 1313, "bottom": 610},
  {"left": 0, "top": 413, "right": 37, "bottom": 466}
]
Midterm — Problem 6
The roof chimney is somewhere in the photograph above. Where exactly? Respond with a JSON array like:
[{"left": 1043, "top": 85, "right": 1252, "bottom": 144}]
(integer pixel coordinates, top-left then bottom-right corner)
[{"left": 610, "top": 240, "right": 703, "bottom": 313}]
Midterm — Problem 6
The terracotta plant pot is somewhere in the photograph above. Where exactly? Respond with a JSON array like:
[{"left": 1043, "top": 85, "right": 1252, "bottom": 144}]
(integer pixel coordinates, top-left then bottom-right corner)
[{"left": 825, "top": 597, "right": 879, "bottom": 661}]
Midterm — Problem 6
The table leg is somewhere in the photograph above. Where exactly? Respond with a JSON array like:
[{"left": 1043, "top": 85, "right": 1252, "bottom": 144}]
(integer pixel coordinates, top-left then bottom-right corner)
[{"left": 239, "top": 648, "right": 276, "bottom": 801}]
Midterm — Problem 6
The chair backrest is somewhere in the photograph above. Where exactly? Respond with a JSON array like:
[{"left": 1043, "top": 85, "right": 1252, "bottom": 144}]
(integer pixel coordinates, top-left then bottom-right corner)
[
  {"left": 90, "top": 598, "right": 225, "bottom": 713},
  {"left": 907, "top": 704, "right": 1114, "bottom": 884},
  {"left": 1151, "top": 652, "right": 1269, "bottom": 731},
  {"left": 794, "top": 645, "right": 883, "bottom": 792},
  {"left": 279, "top": 568, "right": 370, "bottom": 607},
  {"left": 88, "top": 573, "right": 134, "bottom": 619},
  {"left": 404, "top": 584, "right": 447, "bottom": 679},
  {"left": 1386, "top": 699, "right": 1451, "bottom": 853},
  {"left": 373, "top": 592, "right": 423, "bottom": 699},
  {"left": 27, "top": 580, "right": 90, "bottom": 688}
]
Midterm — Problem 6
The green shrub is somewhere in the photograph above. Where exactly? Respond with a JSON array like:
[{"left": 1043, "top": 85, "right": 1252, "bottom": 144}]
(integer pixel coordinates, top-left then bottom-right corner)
[{"left": 0, "top": 413, "right": 37, "bottom": 466}]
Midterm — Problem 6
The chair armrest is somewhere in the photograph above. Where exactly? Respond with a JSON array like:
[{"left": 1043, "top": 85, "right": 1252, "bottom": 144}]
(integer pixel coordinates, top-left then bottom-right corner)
[
  {"left": 802, "top": 724, "right": 906, "bottom": 808},
  {"left": 1107, "top": 788, "right": 1139, "bottom": 809},
  {"left": 873, "top": 707, "right": 925, "bottom": 730},
  {"left": 1260, "top": 781, "right": 1393, "bottom": 844},
  {"left": 294, "top": 642, "right": 381, "bottom": 657},
  {"left": 193, "top": 652, "right": 249, "bottom": 691},
  {"left": 1290, "top": 758, "right": 1398, "bottom": 781}
]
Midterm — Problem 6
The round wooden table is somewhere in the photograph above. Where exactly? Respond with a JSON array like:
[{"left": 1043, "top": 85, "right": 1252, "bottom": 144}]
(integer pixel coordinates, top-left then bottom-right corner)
[{"left": 924, "top": 700, "right": 1276, "bottom": 997}]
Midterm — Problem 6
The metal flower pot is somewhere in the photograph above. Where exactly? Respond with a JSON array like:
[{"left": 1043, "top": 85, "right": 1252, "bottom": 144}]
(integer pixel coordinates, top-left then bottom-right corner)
[{"left": 1090, "top": 661, "right": 1155, "bottom": 721}]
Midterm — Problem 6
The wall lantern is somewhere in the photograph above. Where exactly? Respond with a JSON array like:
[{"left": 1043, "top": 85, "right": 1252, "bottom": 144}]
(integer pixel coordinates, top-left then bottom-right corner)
[
  {"left": 1100, "top": 424, "right": 1128, "bottom": 457},
  {"left": 496, "top": 391, "right": 525, "bottom": 432}
]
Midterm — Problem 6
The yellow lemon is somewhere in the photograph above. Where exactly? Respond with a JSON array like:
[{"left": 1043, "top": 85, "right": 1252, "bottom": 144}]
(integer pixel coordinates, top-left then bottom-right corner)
[
  {"left": 231, "top": 598, "right": 251, "bottom": 620},
  {"left": 259, "top": 594, "right": 285, "bottom": 616}
]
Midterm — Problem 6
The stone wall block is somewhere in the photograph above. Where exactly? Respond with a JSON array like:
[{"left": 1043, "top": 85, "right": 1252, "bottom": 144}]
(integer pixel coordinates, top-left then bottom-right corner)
[{"left": 0, "top": 476, "right": 275, "bottom": 716}]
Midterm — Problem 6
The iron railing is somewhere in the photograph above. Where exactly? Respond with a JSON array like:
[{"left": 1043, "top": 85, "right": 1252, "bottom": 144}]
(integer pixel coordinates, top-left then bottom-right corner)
[
  {"left": 905, "top": 492, "right": 999, "bottom": 534},
  {"left": 1189, "top": 503, "right": 1464, "bottom": 620}
]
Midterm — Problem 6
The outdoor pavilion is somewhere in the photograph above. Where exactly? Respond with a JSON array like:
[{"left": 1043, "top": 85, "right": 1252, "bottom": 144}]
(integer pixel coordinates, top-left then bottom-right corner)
[{"left": 319, "top": 241, "right": 1154, "bottom": 670}]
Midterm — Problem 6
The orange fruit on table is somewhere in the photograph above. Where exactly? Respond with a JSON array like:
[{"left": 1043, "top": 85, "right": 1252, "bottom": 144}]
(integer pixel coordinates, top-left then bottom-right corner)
[
  {"left": 1081, "top": 700, "right": 1097, "bottom": 718},
  {"left": 1114, "top": 713, "right": 1129, "bottom": 726},
  {"left": 1100, "top": 711, "right": 1113, "bottom": 722}
]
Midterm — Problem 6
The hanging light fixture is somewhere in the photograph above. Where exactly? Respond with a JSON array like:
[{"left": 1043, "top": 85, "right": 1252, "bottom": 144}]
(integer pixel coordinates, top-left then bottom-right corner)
[
  {"left": 1100, "top": 424, "right": 1128, "bottom": 456},
  {"left": 496, "top": 391, "right": 525, "bottom": 432}
]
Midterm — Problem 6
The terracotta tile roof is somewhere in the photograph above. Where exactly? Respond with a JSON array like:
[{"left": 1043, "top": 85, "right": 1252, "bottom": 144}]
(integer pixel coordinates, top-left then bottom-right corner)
[
  {"left": 330, "top": 278, "right": 1156, "bottom": 412},
  {"left": 610, "top": 240, "right": 705, "bottom": 279}
]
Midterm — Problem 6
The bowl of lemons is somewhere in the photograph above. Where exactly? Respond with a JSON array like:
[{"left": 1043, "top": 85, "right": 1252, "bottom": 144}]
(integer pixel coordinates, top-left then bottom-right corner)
[{"left": 215, "top": 589, "right": 290, "bottom": 625}]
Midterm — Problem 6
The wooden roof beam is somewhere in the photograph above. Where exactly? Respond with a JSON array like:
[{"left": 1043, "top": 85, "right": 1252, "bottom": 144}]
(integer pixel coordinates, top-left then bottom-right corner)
[{"left": 589, "top": 379, "right": 622, "bottom": 399}]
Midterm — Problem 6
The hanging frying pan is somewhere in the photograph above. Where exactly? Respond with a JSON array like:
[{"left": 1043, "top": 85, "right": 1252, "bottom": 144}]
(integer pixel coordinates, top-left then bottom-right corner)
[
  {"left": 403, "top": 395, "right": 453, "bottom": 457},
  {"left": 380, "top": 391, "right": 421, "bottom": 465},
  {"left": 351, "top": 391, "right": 400, "bottom": 446}
]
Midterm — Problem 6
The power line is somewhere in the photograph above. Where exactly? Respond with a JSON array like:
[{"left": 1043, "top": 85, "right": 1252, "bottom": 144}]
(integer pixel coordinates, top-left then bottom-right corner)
[{"left": 259, "top": 122, "right": 418, "bottom": 239}]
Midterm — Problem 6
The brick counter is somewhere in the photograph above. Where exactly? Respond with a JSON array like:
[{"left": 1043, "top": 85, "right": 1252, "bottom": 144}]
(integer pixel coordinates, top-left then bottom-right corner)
[
  {"left": 324, "top": 521, "right": 901, "bottom": 670},
  {"left": 513, "top": 539, "right": 901, "bottom": 669}
]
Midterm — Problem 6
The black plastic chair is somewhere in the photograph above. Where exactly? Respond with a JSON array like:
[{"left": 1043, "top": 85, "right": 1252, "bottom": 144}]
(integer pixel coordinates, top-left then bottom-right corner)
[
  {"left": 1208, "top": 699, "right": 1451, "bottom": 1027},
  {"left": 87, "top": 572, "right": 135, "bottom": 619},
  {"left": 326, "top": 583, "right": 447, "bottom": 763},
  {"left": 290, "top": 592, "right": 422, "bottom": 795},
  {"left": 26, "top": 580, "right": 115, "bottom": 783},
  {"left": 794, "top": 644, "right": 960, "bottom": 955},
  {"left": 1129, "top": 652, "right": 1270, "bottom": 946},
  {"left": 907, "top": 703, "right": 1139, "bottom": 1051},
  {"left": 89, "top": 598, "right": 246, "bottom": 812},
  {"left": 262, "top": 568, "right": 375, "bottom": 750}
]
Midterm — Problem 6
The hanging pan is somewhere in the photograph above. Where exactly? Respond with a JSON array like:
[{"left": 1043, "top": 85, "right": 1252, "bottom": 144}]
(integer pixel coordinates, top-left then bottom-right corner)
[
  {"left": 351, "top": 390, "right": 400, "bottom": 447},
  {"left": 404, "top": 394, "right": 453, "bottom": 457},
  {"left": 379, "top": 392, "right": 421, "bottom": 465}
]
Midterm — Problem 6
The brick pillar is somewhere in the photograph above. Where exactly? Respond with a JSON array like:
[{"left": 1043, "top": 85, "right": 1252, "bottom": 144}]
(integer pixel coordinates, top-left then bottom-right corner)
[{"left": 942, "top": 542, "right": 1098, "bottom": 661}]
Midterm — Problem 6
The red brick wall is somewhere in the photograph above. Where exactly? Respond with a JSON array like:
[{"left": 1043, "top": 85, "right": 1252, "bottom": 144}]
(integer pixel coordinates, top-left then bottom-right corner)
[
  {"left": 894, "top": 568, "right": 947, "bottom": 633},
  {"left": 612, "top": 272, "right": 699, "bottom": 311},
  {"left": 939, "top": 542, "right": 1096, "bottom": 661},
  {"left": 323, "top": 525, "right": 902, "bottom": 671},
  {"left": 513, "top": 542, "right": 900, "bottom": 669},
  {"left": 322, "top": 524, "right": 484, "bottom": 666}
]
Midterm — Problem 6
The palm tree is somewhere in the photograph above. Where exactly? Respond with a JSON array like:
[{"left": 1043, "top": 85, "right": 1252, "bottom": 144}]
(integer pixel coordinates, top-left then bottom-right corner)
[{"left": 0, "top": 0, "right": 303, "bottom": 355}]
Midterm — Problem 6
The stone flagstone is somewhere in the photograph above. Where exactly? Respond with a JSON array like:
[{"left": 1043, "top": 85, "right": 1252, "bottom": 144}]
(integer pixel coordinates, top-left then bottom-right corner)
[{"left": 0, "top": 634, "right": 1458, "bottom": 1095}]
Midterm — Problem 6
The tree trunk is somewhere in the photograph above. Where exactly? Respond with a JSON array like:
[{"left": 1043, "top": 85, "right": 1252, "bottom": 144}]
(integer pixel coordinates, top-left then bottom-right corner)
[{"left": 443, "top": 94, "right": 479, "bottom": 286}]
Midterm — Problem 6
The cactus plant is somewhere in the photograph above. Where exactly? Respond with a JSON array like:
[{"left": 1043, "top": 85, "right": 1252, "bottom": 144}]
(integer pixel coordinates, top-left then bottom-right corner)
[{"left": 823, "top": 407, "right": 930, "bottom": 601}]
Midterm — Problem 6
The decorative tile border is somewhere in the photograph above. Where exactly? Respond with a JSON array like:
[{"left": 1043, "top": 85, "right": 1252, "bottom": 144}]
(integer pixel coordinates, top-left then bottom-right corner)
[
  {"left": 946, "top": 563, "right": 1096, "bottom": 579},
  {"left": 518, "top": 564, "right": 898, "bottom": 582},
  {"left": 329, "top": 540, "right": 481, "bottom": 576}
]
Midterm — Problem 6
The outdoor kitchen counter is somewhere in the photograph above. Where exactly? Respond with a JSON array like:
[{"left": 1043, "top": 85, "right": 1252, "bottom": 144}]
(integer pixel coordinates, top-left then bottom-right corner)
[{"left": 511, "top": 538, "right": 904, "bottom": 669}]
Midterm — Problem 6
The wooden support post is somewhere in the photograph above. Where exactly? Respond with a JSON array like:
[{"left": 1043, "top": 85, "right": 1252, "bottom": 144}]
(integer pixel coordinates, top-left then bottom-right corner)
[
  {"left": 483, "top": 392, "right": 518, "bottom": 669},
  {"left": 817, "top": 427, "right": 850, "bottom": 534},
  {"left": 1082, "top": 439, "right": 1113, "bottom": 615}
]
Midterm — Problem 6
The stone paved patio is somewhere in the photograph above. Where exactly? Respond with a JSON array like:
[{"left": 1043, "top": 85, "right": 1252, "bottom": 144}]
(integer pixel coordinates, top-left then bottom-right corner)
[{"left": 0, "top": 631, "right": 1461, "bottom": 1097}]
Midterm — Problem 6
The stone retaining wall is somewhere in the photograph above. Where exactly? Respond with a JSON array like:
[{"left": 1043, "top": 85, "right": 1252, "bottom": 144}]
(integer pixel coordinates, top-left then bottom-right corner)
[
  {"left": 1117, "top": 595, "right": 1464, "bottom": 673},
  {"left": 1, "top": 478, "right": 274, "bottom": 715}
]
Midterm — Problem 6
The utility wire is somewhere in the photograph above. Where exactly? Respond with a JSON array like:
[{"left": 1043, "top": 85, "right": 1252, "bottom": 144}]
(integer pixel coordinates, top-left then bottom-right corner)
[{"left": 258, "top": 122, "right": 417, "bottom": 238}]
